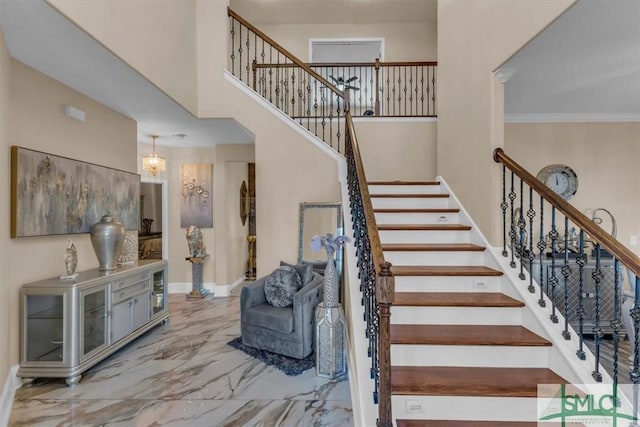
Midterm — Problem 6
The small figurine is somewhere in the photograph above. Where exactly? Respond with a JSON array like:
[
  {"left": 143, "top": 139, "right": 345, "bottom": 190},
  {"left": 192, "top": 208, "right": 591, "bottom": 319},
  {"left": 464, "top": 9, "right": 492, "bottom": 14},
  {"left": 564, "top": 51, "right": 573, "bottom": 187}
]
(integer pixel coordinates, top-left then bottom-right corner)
[
  {"left": 186, "top": 225, "right": 206, "bottom": 258},
  {"left": 64, "top": 238, "right": 78, "bottom": 276}
]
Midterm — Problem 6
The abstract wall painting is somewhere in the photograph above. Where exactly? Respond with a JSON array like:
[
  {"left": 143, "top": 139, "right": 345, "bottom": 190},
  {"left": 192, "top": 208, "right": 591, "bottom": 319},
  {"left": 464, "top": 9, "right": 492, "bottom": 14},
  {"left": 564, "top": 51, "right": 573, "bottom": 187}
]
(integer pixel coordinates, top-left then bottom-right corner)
[
  {"left": 180, "top": 163, "right": 213, "bottom": 228},
  {"left": 11, "top": 146, "right": 140, "bottom": 238}
]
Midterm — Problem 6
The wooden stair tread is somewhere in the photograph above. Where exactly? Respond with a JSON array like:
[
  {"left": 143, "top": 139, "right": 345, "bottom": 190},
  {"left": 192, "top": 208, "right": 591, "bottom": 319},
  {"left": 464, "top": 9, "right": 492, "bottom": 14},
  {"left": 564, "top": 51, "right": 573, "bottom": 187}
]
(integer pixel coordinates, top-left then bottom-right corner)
[
  {"left": 390, "top": 325, "right": 550, "bottom": 346},
  {"left": 394, "top": 292, "right": 523, "bottom": 307},
  {"left": 378, "top": 224, "right": 471, "bottom": 231},
  {"left": 391, "top": 366, "right": 566, "bottom": 397},
  {"left": 371, "top": 194, "right": 449, "bottom": 198},
  {"left": 374, "top": 208, "right": 460, "bottom": 213},
  {"left": 396, "top": 421, "right": 579, "bottom": 427},
  {"left": 391, "top": 265, "right": 502, "bottom": 276},
  {"left": 368, "top": 181, "right": 440, "bottom": 185},
  {"left": 382, "top": 243, "right": 485, "bottom": 252}
]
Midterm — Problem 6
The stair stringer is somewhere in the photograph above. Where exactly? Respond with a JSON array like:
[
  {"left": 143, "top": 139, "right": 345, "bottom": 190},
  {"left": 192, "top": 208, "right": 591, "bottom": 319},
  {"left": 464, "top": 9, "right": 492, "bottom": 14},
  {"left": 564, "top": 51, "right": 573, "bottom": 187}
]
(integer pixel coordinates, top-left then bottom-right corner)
[{"left": 438, "top": 175, "right": 620, "bottom": 390}]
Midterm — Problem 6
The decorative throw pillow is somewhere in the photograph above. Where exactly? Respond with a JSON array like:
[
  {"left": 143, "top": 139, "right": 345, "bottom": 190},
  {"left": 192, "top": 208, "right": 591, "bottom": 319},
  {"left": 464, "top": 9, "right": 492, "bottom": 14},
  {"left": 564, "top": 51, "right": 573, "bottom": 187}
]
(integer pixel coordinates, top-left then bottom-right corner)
[
  {"left": 264, "top": 265, "right": 303, "bottom": 307},
  {"left": 280, "top": 261, "right": 313, "bottom": 285}
]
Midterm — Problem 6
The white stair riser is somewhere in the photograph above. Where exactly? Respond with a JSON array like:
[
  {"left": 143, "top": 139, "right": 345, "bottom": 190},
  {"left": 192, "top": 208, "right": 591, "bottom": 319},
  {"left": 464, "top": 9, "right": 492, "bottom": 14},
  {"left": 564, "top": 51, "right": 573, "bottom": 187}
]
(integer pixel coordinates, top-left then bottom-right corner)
[
  {"left": 379, "top": 230, "right": 471, "bottom": 244},
  {"left": 374, "top": 212, "right": 460, "bottom": 224},
  {"left": 395, "top": 276, "right": 502, "bottom": 293},
  {"left": 392, "top": 395, "right": 538, "bottom": 421},
  {"left": 371, "top": 197, "right": 451, "bottom": 209},
  {"left": 368, "top": 185, "right": 442, "bottom": 195},
  {"left": 391, "top": 344, "right": 550, "bottom": 368},
  {"left": 384, "top": 251, "right": 486, "bottom": 266},
  {"left": 391, "top": 306, "right": 522, "bottom": 325}
]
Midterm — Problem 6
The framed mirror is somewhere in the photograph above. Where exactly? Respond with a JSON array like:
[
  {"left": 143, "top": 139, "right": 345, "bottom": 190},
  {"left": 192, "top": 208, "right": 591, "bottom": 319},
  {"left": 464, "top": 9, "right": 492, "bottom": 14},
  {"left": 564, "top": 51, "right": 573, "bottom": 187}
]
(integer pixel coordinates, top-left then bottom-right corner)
[{"left": 298, "top": 202, "right": 344, "bottom": 284}]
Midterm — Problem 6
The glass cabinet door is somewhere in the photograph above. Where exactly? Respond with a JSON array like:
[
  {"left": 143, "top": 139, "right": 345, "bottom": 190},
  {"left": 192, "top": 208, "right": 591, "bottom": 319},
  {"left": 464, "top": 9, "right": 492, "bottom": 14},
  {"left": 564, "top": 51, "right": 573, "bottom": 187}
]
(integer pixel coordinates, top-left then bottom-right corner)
[
  {"left": 24, "top": 294, "right": 65, "bottom": 364},
  {"left": 79, "top": 285, "right": 108, "bottom": 361},
  {"left": 151, "top": 269, "right": 166, "bottom": 318}
]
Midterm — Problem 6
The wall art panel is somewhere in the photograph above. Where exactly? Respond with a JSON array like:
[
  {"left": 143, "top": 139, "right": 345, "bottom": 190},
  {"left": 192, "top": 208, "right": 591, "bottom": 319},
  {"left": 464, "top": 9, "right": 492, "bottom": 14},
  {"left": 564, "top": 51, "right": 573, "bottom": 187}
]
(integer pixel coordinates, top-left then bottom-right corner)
[{"left": 11, "top": 146, "right": 140, "bottom": 238}]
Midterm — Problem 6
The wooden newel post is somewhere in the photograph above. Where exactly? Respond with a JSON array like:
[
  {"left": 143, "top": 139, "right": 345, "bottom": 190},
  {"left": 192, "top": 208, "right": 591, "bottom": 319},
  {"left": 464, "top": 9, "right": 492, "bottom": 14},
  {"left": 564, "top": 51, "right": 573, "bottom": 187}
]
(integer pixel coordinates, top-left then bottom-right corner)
[
  {"left": 376, "top": 261, "right": 394, "bottom": 427},
  {"left": 252, "top": 60, "right": 257, "bottom": 91}
]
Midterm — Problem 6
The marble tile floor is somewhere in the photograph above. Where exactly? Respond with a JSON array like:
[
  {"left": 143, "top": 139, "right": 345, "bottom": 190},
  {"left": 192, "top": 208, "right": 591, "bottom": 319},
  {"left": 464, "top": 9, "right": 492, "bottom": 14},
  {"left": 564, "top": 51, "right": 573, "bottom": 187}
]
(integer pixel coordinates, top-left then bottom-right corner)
[{"left": 9, "top": 294, "right": 353, "bottom": 427}]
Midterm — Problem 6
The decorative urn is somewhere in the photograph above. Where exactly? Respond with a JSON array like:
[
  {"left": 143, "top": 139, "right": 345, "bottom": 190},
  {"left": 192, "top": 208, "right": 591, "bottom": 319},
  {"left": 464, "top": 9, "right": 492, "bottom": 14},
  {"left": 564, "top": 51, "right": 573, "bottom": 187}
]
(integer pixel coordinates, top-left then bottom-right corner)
[{"left": 90, "top": 213, "right": 125, "bottom": 271}]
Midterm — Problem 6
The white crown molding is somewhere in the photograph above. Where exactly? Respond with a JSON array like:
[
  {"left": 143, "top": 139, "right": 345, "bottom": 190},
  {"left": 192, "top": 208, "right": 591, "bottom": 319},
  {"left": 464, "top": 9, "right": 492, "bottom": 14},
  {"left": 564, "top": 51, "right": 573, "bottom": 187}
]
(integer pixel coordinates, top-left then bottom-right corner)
[
  {"left": 505, "top": 113, "right": 640, "bottom": 123},
  {"left": 495, "top": 68, "right": 515, "bottom": 83}
]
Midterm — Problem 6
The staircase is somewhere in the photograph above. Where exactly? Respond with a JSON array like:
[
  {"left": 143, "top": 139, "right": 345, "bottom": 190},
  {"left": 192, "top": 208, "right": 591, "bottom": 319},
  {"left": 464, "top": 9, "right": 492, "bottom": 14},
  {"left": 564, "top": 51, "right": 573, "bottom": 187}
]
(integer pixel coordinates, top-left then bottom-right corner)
[{"left": 369, "top": 180, "right": 571, "bottom": 425}]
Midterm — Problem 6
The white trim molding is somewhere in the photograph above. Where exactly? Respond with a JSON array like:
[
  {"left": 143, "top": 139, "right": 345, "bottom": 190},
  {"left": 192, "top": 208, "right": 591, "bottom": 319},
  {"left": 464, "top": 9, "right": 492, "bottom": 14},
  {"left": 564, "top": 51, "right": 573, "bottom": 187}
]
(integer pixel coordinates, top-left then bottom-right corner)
[
  {"left": 1, "top": 365, "right": 21, "bottom": 427},
  {"left": 505, "top": 112, "right": 640, "bottom": 123}
]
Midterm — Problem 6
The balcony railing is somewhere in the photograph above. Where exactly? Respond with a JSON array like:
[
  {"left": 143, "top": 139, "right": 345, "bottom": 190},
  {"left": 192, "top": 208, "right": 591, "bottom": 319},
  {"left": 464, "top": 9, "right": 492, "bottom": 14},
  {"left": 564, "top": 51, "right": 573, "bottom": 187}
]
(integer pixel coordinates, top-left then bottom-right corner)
[{"left": 254, "top": 60, "right": 437, "bottom": 118}]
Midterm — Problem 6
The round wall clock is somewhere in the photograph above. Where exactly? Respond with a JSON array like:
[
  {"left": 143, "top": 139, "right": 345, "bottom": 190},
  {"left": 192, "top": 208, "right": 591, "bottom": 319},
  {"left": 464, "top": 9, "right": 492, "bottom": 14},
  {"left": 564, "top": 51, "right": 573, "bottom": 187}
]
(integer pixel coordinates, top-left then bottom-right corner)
[{"left": 536, "top": 164, "right": 578, "bottom": 200}]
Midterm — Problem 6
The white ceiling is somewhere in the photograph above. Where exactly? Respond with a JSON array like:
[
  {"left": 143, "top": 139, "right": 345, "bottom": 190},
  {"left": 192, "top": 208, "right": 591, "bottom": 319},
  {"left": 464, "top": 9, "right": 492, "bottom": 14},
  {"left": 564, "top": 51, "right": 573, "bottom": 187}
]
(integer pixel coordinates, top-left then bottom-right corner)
[
  {"left": 0, "top": 0, "right": 637, "bottom": 147},
  {"left": 0, "top": 0, "right": 254, "bottom": 148},
  {"left": 502, "top": 0, "right": 640, "bottom": 122}
]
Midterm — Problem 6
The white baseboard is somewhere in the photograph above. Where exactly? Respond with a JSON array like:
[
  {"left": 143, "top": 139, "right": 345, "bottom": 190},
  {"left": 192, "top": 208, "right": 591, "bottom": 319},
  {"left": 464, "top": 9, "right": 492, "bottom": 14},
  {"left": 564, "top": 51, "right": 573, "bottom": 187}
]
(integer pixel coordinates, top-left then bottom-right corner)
[
  {"left": 0, "top": 365, "right": 21, "bottom": 427},
  {"left": 227, "top": 275, "right": 247, "bottom": 294},
  {"left": 168, "top": 281, "right": 234, "bottom": 297}
]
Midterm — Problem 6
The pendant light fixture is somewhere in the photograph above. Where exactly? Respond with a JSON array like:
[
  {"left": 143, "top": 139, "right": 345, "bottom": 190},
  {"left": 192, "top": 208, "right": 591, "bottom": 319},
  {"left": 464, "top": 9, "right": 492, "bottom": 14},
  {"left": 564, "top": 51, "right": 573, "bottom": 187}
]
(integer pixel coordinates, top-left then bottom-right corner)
[{"left": 142, "top": 135, "right": 166, "bottom": 176}]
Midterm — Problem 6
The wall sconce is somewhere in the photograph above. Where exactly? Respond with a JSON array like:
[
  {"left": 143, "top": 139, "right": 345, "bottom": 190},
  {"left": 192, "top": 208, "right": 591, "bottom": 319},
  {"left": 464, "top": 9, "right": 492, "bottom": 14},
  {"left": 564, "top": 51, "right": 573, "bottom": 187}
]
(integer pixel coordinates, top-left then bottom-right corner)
[{"left": 142, "top": 135, "right": 166, "bottom": 176}]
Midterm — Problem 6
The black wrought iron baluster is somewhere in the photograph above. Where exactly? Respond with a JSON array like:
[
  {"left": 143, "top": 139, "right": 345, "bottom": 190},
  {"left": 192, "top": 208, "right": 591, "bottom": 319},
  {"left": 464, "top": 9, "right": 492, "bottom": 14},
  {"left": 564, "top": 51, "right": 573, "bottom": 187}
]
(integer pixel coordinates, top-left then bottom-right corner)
[
  {"left": 253, "top": 33, "right": 257, "bottom": 88},
  {"left": 424, "top": 66, "right": 429, "bottom": 116},
  {"left": 610, "top": 258, "right": 622, "bottom": 406},
  {"left": 268, "top": 48, "right": 273, "bottom": 103},
  {"left": 289, "top": 67, "right": 295, "bottom": 117},
  {"left": 336, "top": 96, "right": 342, "bottom": 153},
  {"left": 275, "top": 54, "right": 281, "bottom": 109},
  {"left": 238, "top": 24, "right": 243, "bottom": 83},
  {"left": 321, "top": 89, "right": 327, "bottom": 142},
  {"left": 561, "top": 216, "right": 571, "bottom": 339},
  {"left": 548, "top": 207, "right": 559, "bottom": 323},
  {"left": 419, "top": 66, "right": 424, "bottom": 116},
  {"left": 399, "top": 67, "right": 404, "bottom": 115},
  {"left": 501, "top": 165, "right": 508, "bottom": 257},
  {"left": 592, "top": 244, "right": 603, "bottom": 381},
  {"left": 508, "top": 171, "right": 517, "bottom": 268},
  {"left": 313, "top": 80, "right": 319, "bottom": 136},
  {"left": 536, "top": 196, "right": 545, "bottom": 304},
  {"left": 629, "top": 273, "right": 640, "bottom": 422},
  {"left": 431, "top": 68, "right": 436, "bottom": 115},
  {"left": 245, "top": 28, "right": 251, "bottom": 83},
  {"left": 398, "top": 67, "right": 407, "bottom": 115},
  {"left": 576, "top": 230, "right": 587, "bottom": 360},
  {"left": 230, "top": 18, "right": 236, "bottom": 75},
  {"left": 517, "top": 178, "right": 526, "bottom": 281},
  {"left": 392, "top": 67, "right": 396, "bottom": 116}
]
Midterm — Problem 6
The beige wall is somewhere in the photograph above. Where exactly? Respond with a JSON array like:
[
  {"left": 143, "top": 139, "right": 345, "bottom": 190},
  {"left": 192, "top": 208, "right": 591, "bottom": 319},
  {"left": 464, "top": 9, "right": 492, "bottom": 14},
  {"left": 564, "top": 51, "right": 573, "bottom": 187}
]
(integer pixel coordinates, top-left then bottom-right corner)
[
  {"left": 0, "top": 28, "right": 12, "bottom": 387},
  {"left": 257, "top": 22, "right": 436, "bottom": 61},
  {"left": 354, "top": 119, "right": 436, "bottom": 181},
  {"left": 47, "top": 0, "right": 198, "bottom": 114},
  {"left": 505, "top": 122, "right": 640, "bottom": 256},
  {"left": 225, "top": 161, "right": 250, "bottom": 282},
  {"left": 213, "top": 144, "right": 255, "bottom": 284},
  {"left": 437, "top": 0, "right": 576, "bottom": 243},
  {"left": 5, "top": 59, "right": 137, "bottom": 376}
]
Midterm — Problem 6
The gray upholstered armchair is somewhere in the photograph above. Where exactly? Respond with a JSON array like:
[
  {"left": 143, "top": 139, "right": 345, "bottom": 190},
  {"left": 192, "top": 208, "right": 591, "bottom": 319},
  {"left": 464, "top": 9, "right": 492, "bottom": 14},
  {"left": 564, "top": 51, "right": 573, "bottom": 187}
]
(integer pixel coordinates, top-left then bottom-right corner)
[{"left": 241, "top": 272, "right": 323, "bottom": 359}]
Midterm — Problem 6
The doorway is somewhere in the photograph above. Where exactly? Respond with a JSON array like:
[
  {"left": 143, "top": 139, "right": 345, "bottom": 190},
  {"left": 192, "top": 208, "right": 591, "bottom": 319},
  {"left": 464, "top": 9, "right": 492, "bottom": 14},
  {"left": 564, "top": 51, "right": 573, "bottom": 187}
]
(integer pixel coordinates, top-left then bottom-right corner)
[{"left": 139, "top": 180, "right": 168, "bottom": 260}]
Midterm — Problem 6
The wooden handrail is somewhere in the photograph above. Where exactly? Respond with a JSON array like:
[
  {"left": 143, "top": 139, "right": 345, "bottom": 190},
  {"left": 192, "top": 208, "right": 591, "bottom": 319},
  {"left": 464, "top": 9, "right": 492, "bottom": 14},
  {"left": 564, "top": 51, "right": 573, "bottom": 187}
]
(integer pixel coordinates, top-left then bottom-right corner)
[
  {"left": 228, "top": 8, "right": 343, "bottom": 99},
  {"left": 494, "top": 148, "right": 640, "bottom": 278},
  {"left": 346, "top": 112, "right": 387, "bottom": 276},
  {"left": 253, "top": 60, "right": 438, "bottom": 69}
]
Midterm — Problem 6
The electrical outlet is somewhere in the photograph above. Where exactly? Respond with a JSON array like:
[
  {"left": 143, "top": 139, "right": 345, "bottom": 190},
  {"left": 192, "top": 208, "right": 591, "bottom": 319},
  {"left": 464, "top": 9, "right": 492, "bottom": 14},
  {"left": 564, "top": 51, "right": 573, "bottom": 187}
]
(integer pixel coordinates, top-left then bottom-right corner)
[
  {"left": 438, "top": 215, "right": 448, "bottom": 223},
  {"left": 405, "top": 400, "right": 425, "bottom": 413},
  {"left": 631, "top": 235, "right": 638, "bottom": 246},
  {"left": 473, "top": 280, "right": 487, "bottom": 289}
]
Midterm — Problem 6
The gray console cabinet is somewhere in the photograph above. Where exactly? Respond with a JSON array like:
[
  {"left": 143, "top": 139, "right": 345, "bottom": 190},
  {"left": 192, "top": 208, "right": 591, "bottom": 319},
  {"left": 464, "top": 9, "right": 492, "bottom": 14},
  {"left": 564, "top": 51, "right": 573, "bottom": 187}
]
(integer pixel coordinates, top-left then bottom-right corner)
[{"left": 19, "top": 260, "right": 168, "bottom": 386}]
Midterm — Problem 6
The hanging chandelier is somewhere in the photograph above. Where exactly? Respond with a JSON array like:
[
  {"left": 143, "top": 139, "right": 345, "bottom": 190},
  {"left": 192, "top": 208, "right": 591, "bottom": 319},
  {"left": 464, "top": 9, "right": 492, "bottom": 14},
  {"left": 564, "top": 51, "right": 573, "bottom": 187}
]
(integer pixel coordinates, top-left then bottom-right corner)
[{"left": 142, "top": 135, "right": 166, "bottom": 176}]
